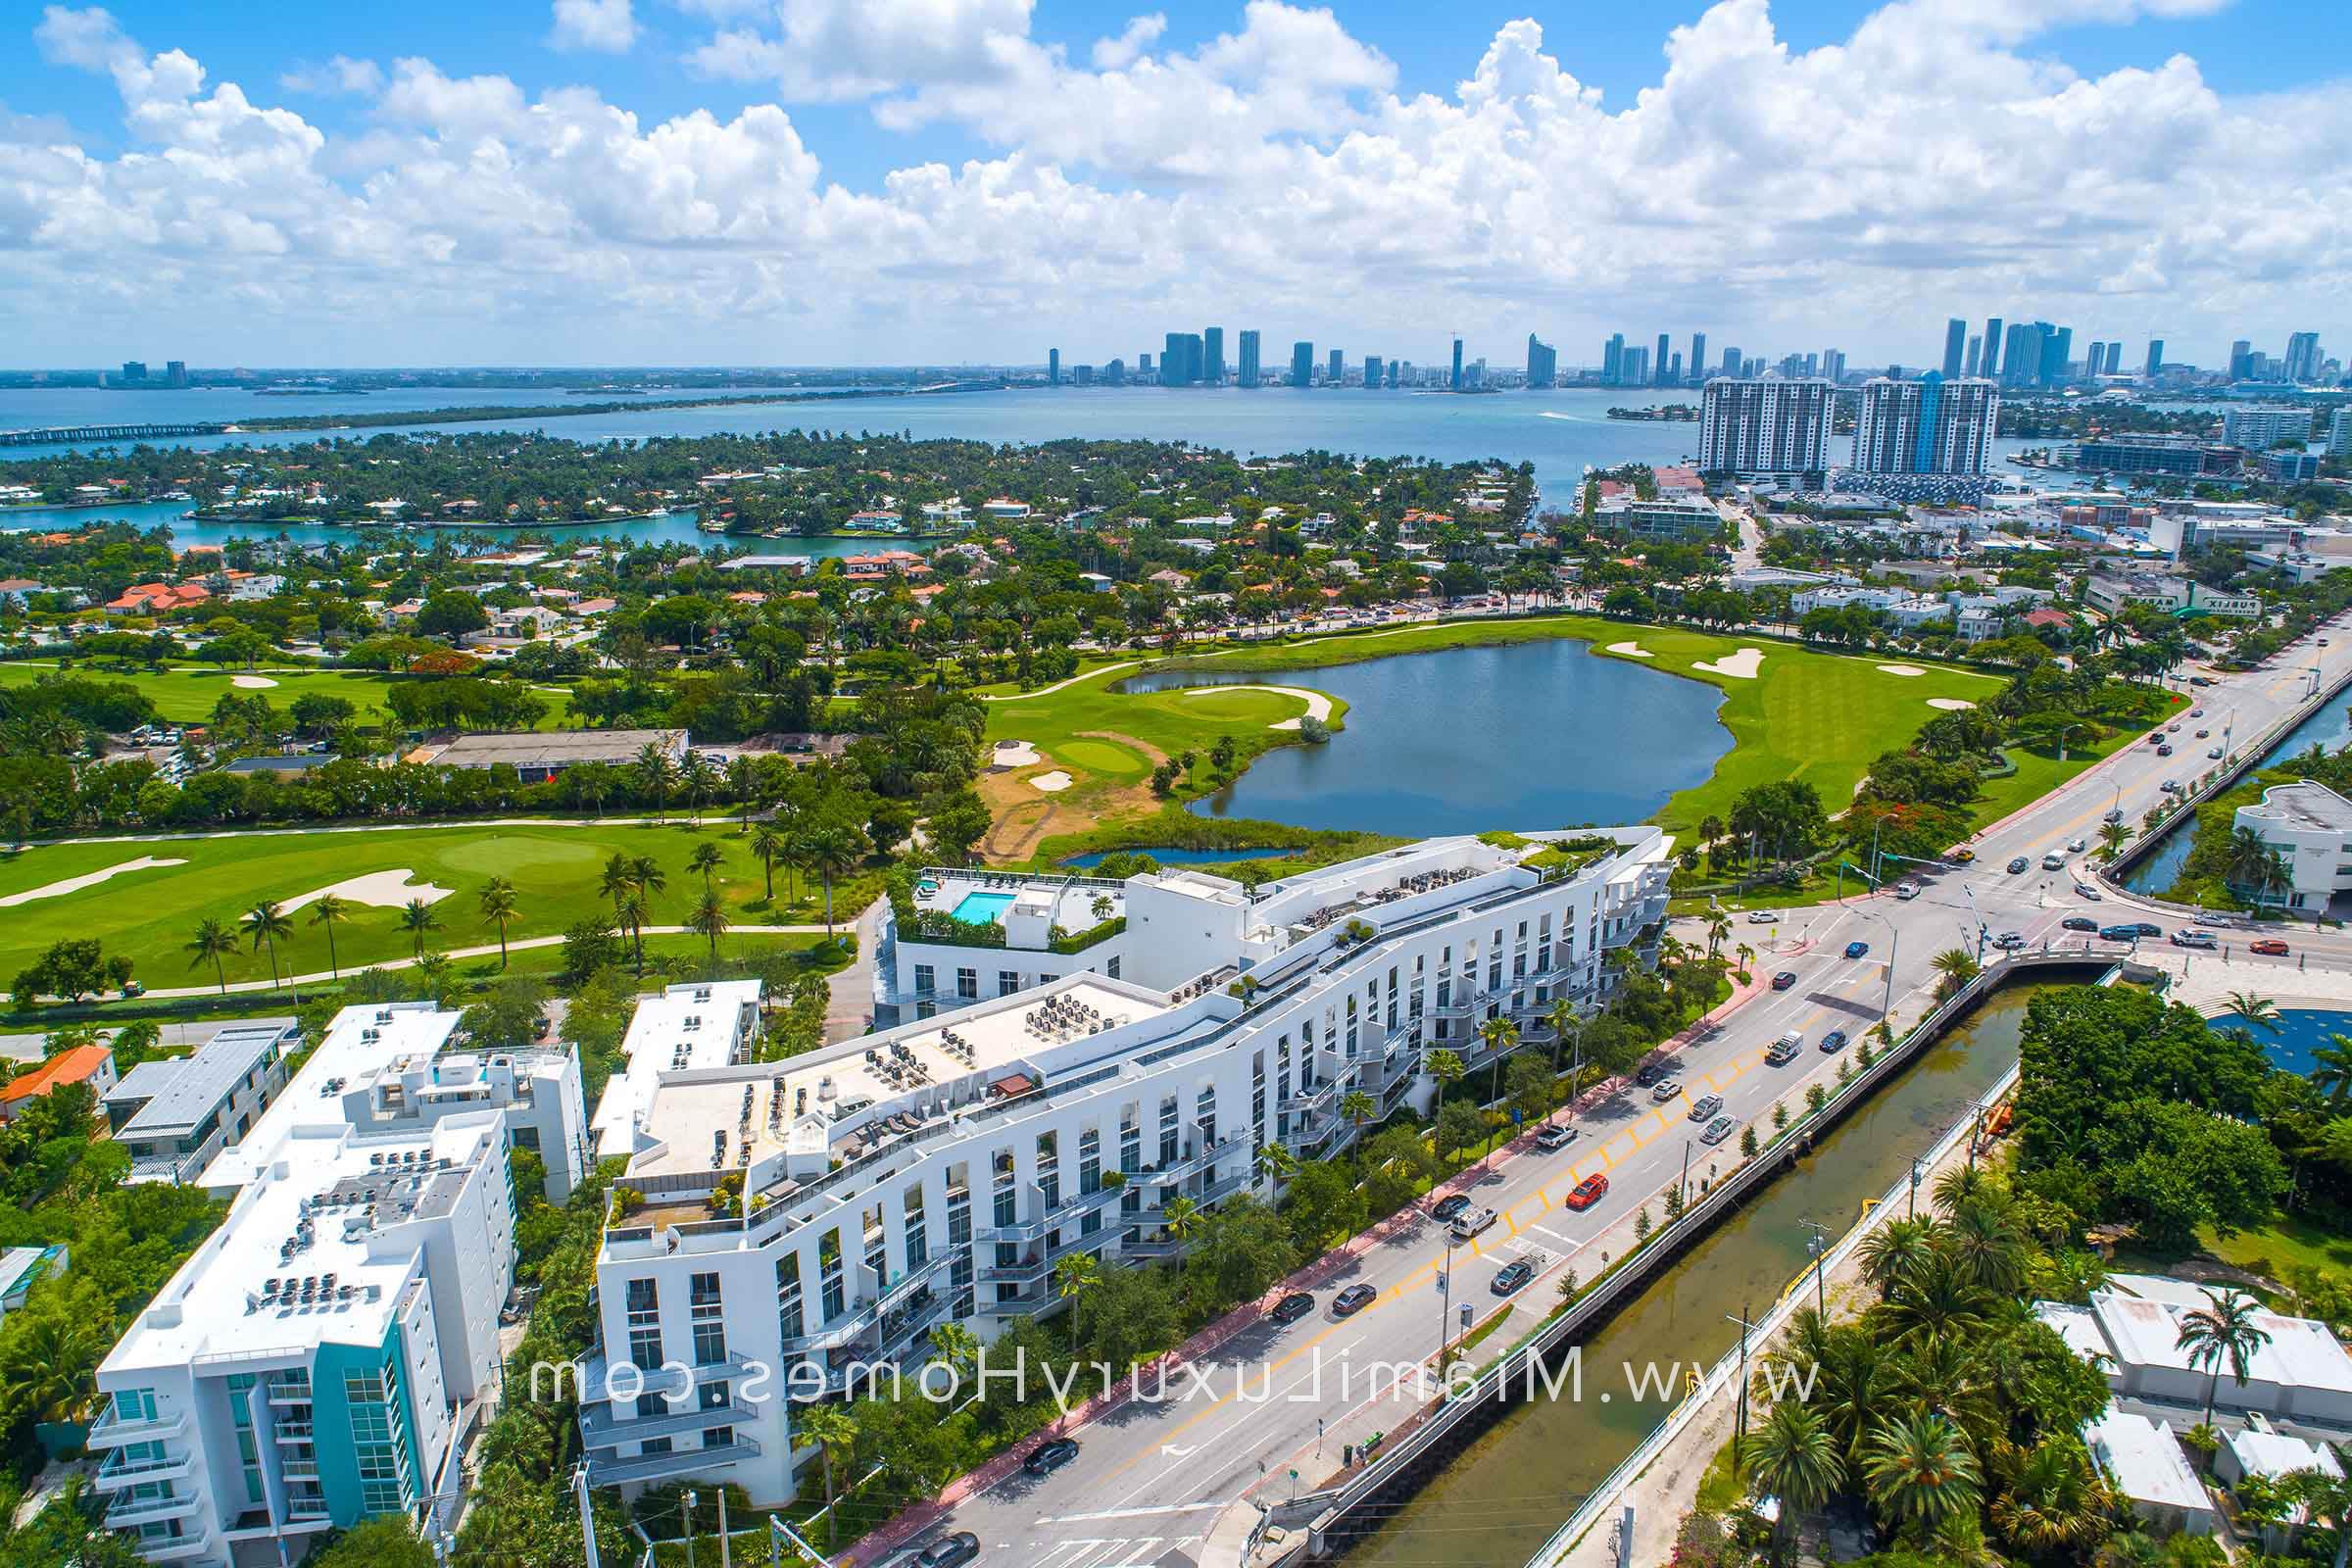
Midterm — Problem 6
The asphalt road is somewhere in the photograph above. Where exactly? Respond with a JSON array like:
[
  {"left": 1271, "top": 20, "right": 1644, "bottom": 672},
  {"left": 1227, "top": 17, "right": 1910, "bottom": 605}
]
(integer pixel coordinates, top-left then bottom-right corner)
[{"left": 890, "top": 616, "right": 2352, "bottom": 1568}]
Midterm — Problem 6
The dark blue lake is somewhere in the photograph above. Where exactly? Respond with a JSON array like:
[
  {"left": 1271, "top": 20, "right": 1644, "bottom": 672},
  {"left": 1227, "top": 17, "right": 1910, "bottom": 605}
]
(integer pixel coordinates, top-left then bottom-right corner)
[{"left": 1120, "top": 639, "right": 1731, "bottom": 837}]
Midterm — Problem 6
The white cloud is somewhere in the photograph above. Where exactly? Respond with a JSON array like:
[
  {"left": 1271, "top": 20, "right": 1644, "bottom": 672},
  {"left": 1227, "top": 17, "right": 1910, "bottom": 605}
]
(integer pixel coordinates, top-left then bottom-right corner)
[
  {"left": 2, "top": 0, "right": 2345, "bottom": 367},
  {"left": 550, "top": 0, "right": 639, "bottom": 54},
  {"left": 280, "top": 54, "right": 385, "bottom": 95}
]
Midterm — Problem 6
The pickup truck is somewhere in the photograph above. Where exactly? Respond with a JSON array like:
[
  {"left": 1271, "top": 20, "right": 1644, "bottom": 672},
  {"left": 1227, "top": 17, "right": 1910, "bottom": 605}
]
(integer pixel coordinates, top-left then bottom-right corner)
[{"left": 2170, "top": 929, "right": 2219, "bottom": 950}]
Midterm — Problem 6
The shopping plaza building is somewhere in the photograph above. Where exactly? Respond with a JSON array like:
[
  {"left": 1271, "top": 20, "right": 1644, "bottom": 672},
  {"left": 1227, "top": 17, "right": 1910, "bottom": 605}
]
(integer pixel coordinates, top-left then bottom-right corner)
[{"left": 581, "top": 829, "right": 1671, "bottom": 1503}]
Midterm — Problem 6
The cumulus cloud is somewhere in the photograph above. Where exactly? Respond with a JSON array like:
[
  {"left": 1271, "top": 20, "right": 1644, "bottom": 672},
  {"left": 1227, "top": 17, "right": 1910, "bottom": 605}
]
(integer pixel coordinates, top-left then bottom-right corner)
[
  {"left": 550, "top": 0, "right": 638, "bottom": 54},
  {"left": 2, "top": 0, "right": 2345, "bottom": 366}
]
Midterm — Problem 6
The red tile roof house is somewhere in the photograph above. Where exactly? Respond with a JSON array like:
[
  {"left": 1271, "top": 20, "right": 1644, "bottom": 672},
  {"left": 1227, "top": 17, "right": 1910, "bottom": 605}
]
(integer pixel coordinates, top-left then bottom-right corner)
[
  {"left": 105, "top": 582, "right": 211, "bottom": 616},
  {"left": 0, "top": 1044, "right": 117, "bottom": 1124}
]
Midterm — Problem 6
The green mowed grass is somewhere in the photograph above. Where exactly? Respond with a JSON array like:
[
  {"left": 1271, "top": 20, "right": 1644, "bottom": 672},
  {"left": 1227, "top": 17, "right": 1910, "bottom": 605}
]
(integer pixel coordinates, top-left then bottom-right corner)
[
  {"left": 0, "top": 662, "right": 416, "bottom": 725},
  {"left": 0, "top": 819, "right": 846, "bottom": 989},
  {"left": 1055, "top": 738, "right": 1150, "bottom": 777},
  {"left": 984, "top": 671, "right": 1343, "bottom": 791}
]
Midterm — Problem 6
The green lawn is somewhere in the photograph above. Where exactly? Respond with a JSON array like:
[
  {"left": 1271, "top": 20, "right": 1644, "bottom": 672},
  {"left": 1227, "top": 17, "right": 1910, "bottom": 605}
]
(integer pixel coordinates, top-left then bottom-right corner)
[
  {"left": 0, "top": 661, "right": 418, "bottom": 725},
  {"left": 0, "top": 818, "right": 862, "bottom": 992},
  {"left": 2194, "top": 1212, "right": 2352, "bottom": 1284}
]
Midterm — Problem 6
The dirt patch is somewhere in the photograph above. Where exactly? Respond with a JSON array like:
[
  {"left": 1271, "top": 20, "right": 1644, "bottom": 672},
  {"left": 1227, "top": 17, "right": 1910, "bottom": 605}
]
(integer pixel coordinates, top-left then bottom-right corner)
[{"left": 977, "top": 729, "right": 1175, "bottom": 862}]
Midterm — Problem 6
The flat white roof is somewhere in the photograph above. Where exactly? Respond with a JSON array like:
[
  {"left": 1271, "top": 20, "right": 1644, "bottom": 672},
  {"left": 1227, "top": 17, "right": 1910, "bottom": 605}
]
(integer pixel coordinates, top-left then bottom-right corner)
[
  {"left": 625, "top": 977, "right": 1165, "bottom": 1181},
  {"left": 2229, "top": 1428, "right": 2344, "bottom": 1482},
  {"left": 2089, "top": 1408, "right": 2211, "bottom": 1513},
  {"left": 201, "top": 1004, "right": 462, "bottom": 1190},
  {"left": 593, "top": 980, "right": 761, "bottom": 1159},
  {"left": 106, "top": 1115, "right": 498, "bottom": 1374},
  {"left": 108, "top": 1019, "right": 297, "bottom": 1139}
]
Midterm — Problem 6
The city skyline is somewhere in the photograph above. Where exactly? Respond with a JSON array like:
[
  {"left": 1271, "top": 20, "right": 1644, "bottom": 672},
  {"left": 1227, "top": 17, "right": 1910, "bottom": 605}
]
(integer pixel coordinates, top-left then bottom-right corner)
[{"left": 2, "top": 1, "right": 2345, "bottom": 366}]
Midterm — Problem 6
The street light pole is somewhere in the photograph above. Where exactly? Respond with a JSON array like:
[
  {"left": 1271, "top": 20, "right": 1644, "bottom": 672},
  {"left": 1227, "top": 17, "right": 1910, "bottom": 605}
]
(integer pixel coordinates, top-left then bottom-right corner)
[
  {"left": 1800, "top": 1220, "right": 1830, "bottom": 1315},
  {"left": 1724, "top": 1304, "right": 1753, "bottom": 1477},
  {"left": 684, "top": 1492, "right": 700, "bottom": 1568},
  {"left": 1908, "top": 1157, "right": 1922, "bottom": 1219},
  {"left": 1437, "top": 1232, "right": 1458, "bottom": 1362}
]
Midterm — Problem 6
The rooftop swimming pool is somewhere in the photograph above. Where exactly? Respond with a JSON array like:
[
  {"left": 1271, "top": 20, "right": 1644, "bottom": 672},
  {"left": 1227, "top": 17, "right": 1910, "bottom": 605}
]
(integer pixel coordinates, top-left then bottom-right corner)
[
  {"left": 2215, "top": 1007, "right": 2352, "bottom": 1077},
  {"left": 952, "top": 891, "right": 1017, "bottom": 925}
]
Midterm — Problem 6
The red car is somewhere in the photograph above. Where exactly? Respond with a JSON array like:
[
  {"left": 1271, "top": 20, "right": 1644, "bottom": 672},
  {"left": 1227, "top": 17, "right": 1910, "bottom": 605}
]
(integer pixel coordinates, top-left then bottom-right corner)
[
  {"left": 2250, "top": 938, "right": 2291, "bottom": 956},
  {"left": 1565, "top": 1173, "right": 1610, "bottom": 1211}
]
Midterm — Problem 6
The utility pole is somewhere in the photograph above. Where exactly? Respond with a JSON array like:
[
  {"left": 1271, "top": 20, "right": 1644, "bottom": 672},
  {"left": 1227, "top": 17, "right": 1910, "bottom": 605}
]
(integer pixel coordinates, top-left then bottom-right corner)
[
  {"left": 1908, "top": 1157, "right": 1922, "bottom": 1219},
  {"left": 718, "top": 1489, "right": 732, "bottom": 1568},
  {"left": 768, "top": 1516, "right": 833, "bottom": 1567},
  {"left": 1680, "top": 1140, "right": 1691, "bottom": 1208},
  {"left": 573, "top": 1464, "right": 602, "bottom": 1568},
  {"left": 1437, "top": 1231, "right": 1459, "bottom": 1362},
  {"left": 1800, "top": 1219, "right": 1831, "bottom": 1314},
  {"left": 685, "top": 1492, "right": 700, "bottom": 1568},
  {"left": 1725, "top": 1304, "right": 1753, "bottom": 1476}
]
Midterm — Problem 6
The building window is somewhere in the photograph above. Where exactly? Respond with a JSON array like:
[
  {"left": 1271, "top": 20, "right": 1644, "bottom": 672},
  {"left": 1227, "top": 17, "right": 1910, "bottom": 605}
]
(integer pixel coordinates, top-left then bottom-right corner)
[
  {"left": 776, "top": 1254, "right": 805, "bottom": 1343},
  {"left": 913, "top": 963, "right": 935, "bottom": 995},
  {"left": 690, "top": 1271, "right": 726, "bottom": 1365},
  {"left": 1106, "top": 956, "right": 1121, "bottom": 979},
  {"left": 625, "top": 1277, "right": 662, "bottom": 1371},
  {"left": 956, "top": 968, "right": 978, "bottom": 1000},
  {"left": 999, "top": 970, "right": 1020, "bottom": 997}
]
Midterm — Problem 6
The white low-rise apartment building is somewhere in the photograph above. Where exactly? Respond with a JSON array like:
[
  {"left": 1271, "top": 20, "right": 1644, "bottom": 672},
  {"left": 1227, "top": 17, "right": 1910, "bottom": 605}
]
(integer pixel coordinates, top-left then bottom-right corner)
[
  {"left": 104, "top": 1020, "right": 299, "bottom": 1187},
  {"left": 91, "top": 1003, "right": 589, "bottom": 1566},
  {"left": 2038, "top": 1274, "right": 2352, "bottom": 1425},
  {"left": 583, "top": 832, "right": 1671, "bottom": 1504},
  {"left": 2232, "top": 781, "right": 2352, "bottom": 912},
  {"left": 591, "top": 980, "right": 764, "bottom": 1161}
]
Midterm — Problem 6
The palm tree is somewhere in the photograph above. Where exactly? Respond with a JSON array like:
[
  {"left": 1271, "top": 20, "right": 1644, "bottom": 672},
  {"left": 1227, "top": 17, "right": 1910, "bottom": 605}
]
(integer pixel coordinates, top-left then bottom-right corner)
[
  {"left": 1931, "top": 948, "right": 1981, "bottom": 1001},
  {"left": 1943, "top": 1203, "right": 2028, "bottom": 1295},
  {"left": 635, "top": 742, "right": 676, "bottom": 821},
  {"left": 2223, "top": 991, "right": 2282, "bottom": 1033},
  {"left": 929, "top": 1320, "right": 980, "bottom": 1391},
  {"left": 1734, "top": 942, "right": 1755, "bottom": 980},
  {"left": 688, "top": 840, "right": 725, "bottom": 890},
  {"left": 1255, "top": 1143, "right": 1298, "bottom": 1186},
  {"left": 307, "top": 893, "right": 352, "bottom": 980},
  {"left": 749, "top": 823, "right": 784, "bottom": 903},
  {"left": 1741, "top": 1399, "right": 1843, "bottom": 1562},
  {"left": 2097, "top": 819, "right": 2135, "bottom": 862},
  {"left": 1159, "top": 1194, "right": 1200, "bottom": 1243},
  {"left": 416, "top": 951, "right": 453, "bottom": 1004},
  {"left": 614, "top": 887, "right": 651, "bottom": 972},
  {"left": 1475, "top": 1017, "right": 1520, "bottom": 1157},
  {"left": 1857, "top": 1216, "right": 1938, "bottom": 1301},
  {"left": 476, "top": 877, "right": 520, "bottom": 969},
  {"left": 688, "top": 891, "right": 730, "bottom": 962},
  {"left": 681, "top": 753, "right": 717, "bottom": 822},
  {"left": 2314, "top": 1035, "right": 2352, "bottom": 1110},
  {"left": 244, "top": 900, "right": 293, "bottom": 989},
  {"left": 0, "top": 1305, "right": 106, "bottom": 1425},
  {"left": 1988, "top": 1437, "right": 2109, "bottom": 1557},
  {"left": 803, "top": 823, "right": 864, "bottom": 941},
  {"left": 1544, "top": 997, "right": 1581, "bottom": 1082},
  {"left": 185, "top": 916, "right": 238, "bottom": 994},
  {"left": 1053, "top": 1251, "right": 1102, "bottom": 1347},
  {"left": 2176, "top": 1286, "right": 2273, "bottom": 1424},
  {"left": 796, "top": 1402, "right": 858, "bottom": 1544},
  {"left": 1704, "top": 909, "right": 1732, "bottom": 959},
  {"left": 1862, "top": 1412, "right": 1983, "bottom": 1534},
  {"left": 398, "top": 898, "right": 441, "bottom": 960},
  {"left": 1340, "top": 1090, "right": 1377, "bottom": 1149}
]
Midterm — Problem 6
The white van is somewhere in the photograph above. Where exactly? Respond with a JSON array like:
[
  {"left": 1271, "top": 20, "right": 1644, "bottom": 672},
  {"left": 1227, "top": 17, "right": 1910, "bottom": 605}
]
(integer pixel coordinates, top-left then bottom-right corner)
[
  {"left": 1450, "top": 1206, "right": 1498, "bottom": 1241},
  {"left": 1766, "top": 1031, "right": 1802, "bottom": 1065},
  {"left": 2040, "top": 851, "right": 2067, "bottom": 870}
]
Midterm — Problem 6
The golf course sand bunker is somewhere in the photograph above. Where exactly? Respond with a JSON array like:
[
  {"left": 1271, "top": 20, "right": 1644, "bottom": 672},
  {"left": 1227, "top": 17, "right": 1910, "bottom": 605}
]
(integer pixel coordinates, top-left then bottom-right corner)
[
  {"left": 1927, "top": 698, "right": 1978, "bottom": 710},
  {"left": 0, "top": 856, "right": 187, "bottom": 907},
  {"left": 1030, "top": 771, "right": 1073, "bottom": 793},
  {"left": 1605, "top": 642, "right": 1655, "bottom": 659},
  {"left": 1693, "top": 647, "right": 1765, "bottom": 679},
  {"left": 1877, "top": 663, "right": 1926, "bottom": 676},
  {"left": 1181, "top": 684, "right": 1336, "bottom": 731},
  {"left": 281, "top": 868, "right": 455, "bottom": 914},
  {"left": 231, "top": 674, "right": 279, "bottom": 689},
  {"left": 991, "top": 739, "right": 1042, "bottom": 768}
]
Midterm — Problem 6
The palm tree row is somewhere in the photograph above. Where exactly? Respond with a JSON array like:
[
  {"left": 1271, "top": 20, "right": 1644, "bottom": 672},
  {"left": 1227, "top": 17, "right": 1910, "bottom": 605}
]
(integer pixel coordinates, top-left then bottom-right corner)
[{"left": 177, "top": 883, "right": 525, "bottom": 992}]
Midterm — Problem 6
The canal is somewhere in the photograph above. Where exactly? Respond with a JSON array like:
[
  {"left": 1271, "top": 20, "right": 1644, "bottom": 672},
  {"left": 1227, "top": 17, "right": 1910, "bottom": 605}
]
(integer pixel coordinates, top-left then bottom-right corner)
[
  {"left": 1116, "top": 641, "right": 1733, "bottom": 838},
  {"left": 1339, "top": 980, "right": 2047, "bottom": 1566},
  {"left": 2125, "top": 691, "right": 2352, "bottom": 896}
]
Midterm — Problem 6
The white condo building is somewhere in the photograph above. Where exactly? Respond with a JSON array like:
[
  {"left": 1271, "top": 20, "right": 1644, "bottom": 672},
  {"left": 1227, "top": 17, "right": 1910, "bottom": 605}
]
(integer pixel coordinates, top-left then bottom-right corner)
[
  {"left": 1697, "top": 378, "right": 1836, "bottom": 477},
  {"left": 91, "top": 1004, "right": 589, "bottom": 1566},
  {"left": 2232, "top": 781, "right": 2352, "bottom": 912},
  {"left": 582, "top": 832, "right": 1672, "bottom": 1504},
  {"left": 1849, "top": 375, "right": 1999, "bottom": 476}
]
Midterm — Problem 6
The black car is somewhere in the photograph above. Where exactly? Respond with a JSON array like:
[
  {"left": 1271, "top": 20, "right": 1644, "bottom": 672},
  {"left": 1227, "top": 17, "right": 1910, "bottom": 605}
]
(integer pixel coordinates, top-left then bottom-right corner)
[
  {"left": 1023, "top": 1438, "right": 1080, "bottom": 1477},
  {"left": 1819, "top": 1029, "right": 1848, "bottom": 1054},
  {"left": 2006, "top": 857, "right": 2030, "bottom": 874},
  {"left": 1770, "top": 971, "right": 1798, "bottom": 991},
  {"left": 1491, "top": 1259, "right": 1536, "bottom": 1296},
  {"left": 1334, "top": 1284, "right": 1379, "bottom": 1317},
  {"left": 2061, "top": 915, "right": 2099, "bottom": 932},
  {"left": 1270, "top": 1292, "right": 1316, "bottom": 1326},
  {"left": 1430, "top": 1193, "right": 1472, "bottom": 1223},
  {"left": 917, "top": 1535, "right": 981, "bottom": 1568},
  {"left": 2132, "top": 921, "right": 2163, "bottom": 937},
  {"left": 1634, "top": 1061, "right": 1667, "bottom": 1087}
]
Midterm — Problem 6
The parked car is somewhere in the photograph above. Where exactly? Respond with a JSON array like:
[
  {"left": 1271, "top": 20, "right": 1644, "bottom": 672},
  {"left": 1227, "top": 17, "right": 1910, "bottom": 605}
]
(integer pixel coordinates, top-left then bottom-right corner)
[
  {"left": 1701, "top": 1115, "right": 1738, "bottom": 1146},
  {"left": 2061, "top": 916, "right": 2100, "bottom": 932},
  {"left": 1491, "top": 1259, "right": 1536, "bottom": 1296},
  {"left": 1843, "top": 940, "right": 1871, "bottom": 959},
  {"left": 2006, "top": 857, "right": 2030, "bottom": 874},
  {"left": 1451, "top": 1206, "right": 1498, "bottom": 1240},
  {"left": 1766, "top": 1030, "right": 1803, "bottom": 1064},
  {"left": 1650, "top": 1078, "right": 1684, "bottom": 1103},
  {"left": 1689, "top": 1094, "right": 1724, "bottom": 1121},
  {"left": 1270, "top": 1293, "right": 1317, "bottom": 1326},
  {"left": 1334, "top": 1284, "right": 1379, "bottom": 1316},
  {"left": 1025, "top": 1438, "right": 1081, "bottom": 1477},
  {"left": 1950, "top": 848, "right": 1976, "bottom": 862},
  {"left": 1534, "top": 1123, "right": 1578, "bottom": 1152},
  {"left": 1634, "top": 1061, "right": 1670, "bottom": 1087},
  {"left": 917, "top": 1533, "right": 982, "bottom": 1568},
  {"left": 1770, "top": 970, "right": 1798, "bottom": 991},
  {"left": 1819, "top": 1029, "right": 1849, "bottom": 1053},
  {"left": 2170, "top": 928, "right": 2219, "bottom": 950},
  {"left": 1565, "top": 1173, "right": 1610, "bottom": 1210},
  {"left": 2251, "top": 938, "right": 2291, "bottom": 956},
  {"left": 1431, "top": 1193, "right": 1472, "bottom": 1223}
]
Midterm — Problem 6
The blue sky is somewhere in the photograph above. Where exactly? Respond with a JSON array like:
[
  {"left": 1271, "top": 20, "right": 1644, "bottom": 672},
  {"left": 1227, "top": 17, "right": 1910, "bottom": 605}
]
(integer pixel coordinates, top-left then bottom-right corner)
[{"left": 1, "top": 0, "right": 2345, "bottom": 367}]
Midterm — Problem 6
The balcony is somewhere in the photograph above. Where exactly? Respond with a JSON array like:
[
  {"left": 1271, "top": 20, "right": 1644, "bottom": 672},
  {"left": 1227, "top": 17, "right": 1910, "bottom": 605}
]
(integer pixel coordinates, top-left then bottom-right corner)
[
  {"left": 132, "top": 1536, "right": 214, "bottom": 1562},
  {"left": 584, "top": 1434, "right": 762, "bottom": 1488},
  {"left": 1277, "top": 1078, "right": 1338, "bottom": 1115},
  {"left": 272, "top": 1422, "right": 315, "bottom": 1444},
  {"left": 580, "top": 1351, "right": 759, "bottom": 1404},
  {"left": 776, "top": 1303, "right": 878, "bottom": 1357},
  {"left": 94, "top": 1447, "right": 194, "bottom": 1491},
  {"left": 976, "top": 1185, "right": 1122, "bottom": 1246},
  {"left": 106, "top": 1491, "right": 201, "bottom": 1528},
  {"left": 1119, "top": 1237, "right": 1186, "bottom": 1260},
  {"left": 85, "top": 1404, "right": 187, "bottom": 1448},
  {"left": 583, "top": 1397, "right": 759, "bottom": 1450},
  {"left": 1138, "top": 1133, "right": 1248, "bottom": 1185}
]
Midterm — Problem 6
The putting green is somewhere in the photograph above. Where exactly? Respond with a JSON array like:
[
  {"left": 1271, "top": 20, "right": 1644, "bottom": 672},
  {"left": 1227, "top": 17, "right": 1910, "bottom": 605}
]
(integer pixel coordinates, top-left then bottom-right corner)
[
  {"left": 1151, "top": 689, "right": 1295, "bottom": 723},
  {"left": 1056, "top": 739, "right": 1150, "bottom": 776}
]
